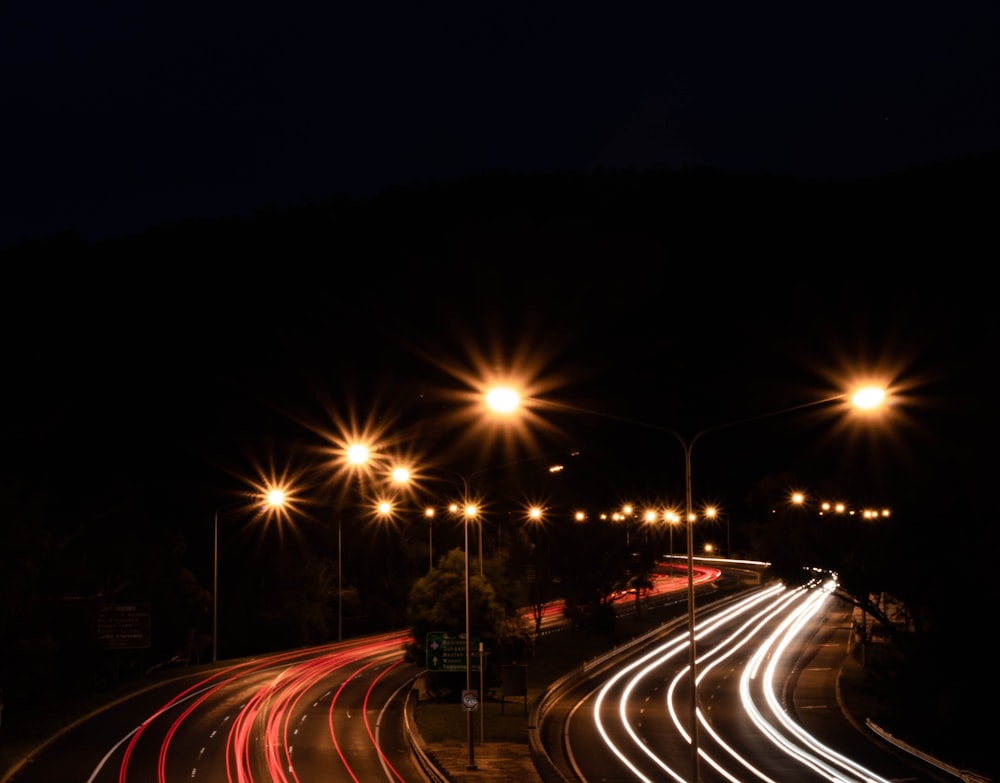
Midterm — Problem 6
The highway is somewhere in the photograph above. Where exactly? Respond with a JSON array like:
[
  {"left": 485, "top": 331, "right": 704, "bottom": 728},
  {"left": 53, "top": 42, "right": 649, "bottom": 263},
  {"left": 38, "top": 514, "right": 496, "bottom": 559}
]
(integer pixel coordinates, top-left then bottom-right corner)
[
  {"left": 4, "top": 563, "right": 960, "bottom": 783},
  {"left": 538, "top": 573, "right": 949, "bottom": 783},
  {"left": 2, "top": 560, "right": 721, "bottom": 783},
  {"left": 5, "top": 631, "right": 427, "bottom": 783}
]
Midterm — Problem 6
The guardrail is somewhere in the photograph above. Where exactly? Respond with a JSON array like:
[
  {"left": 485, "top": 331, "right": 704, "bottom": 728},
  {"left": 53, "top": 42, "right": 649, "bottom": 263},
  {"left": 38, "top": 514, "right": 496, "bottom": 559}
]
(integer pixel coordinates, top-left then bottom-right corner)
[
  {"left": 403, "top": 685, "right": 449, "bottom": 783},
  {"left": 865, "top": 720, "right": 992, "bottom": 783}
]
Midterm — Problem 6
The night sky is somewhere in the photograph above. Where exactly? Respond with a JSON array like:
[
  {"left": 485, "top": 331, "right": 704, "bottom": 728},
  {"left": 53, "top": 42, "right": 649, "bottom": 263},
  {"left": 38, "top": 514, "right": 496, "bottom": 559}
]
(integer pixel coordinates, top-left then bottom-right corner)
[
  {"left": 3, "top": 2, "right": 999, "bottom": 250},
  {"left": 2, "top": 1, "right": 997, "bottom": 569}
]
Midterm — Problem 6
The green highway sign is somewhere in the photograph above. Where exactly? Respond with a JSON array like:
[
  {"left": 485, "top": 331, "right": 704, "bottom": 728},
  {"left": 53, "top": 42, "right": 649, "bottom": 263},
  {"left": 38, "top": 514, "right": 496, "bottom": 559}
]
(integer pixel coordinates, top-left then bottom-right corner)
[{"left": 426, "top": 632, "right": 479, "bottom": 672}]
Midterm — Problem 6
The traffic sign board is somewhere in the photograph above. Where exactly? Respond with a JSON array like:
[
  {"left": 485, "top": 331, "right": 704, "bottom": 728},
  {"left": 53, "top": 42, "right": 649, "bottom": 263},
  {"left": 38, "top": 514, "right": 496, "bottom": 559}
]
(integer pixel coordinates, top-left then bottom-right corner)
[
  {"left": 462, "top": 689, "right": 479, "bottom": 711},
  {"left": 426, "top": 632, "right": 479, "bottom": 672},
  {"left": 95, "top": 604, "right": 151, "bottom": 649}
]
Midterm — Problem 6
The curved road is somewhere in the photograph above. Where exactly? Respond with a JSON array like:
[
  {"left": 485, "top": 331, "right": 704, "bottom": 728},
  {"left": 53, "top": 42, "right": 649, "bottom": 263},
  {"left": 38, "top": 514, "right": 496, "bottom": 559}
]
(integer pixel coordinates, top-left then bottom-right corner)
[
  {"left": 544, "top": 576, "right": 948, "bottom": 783},
  {"left": 7, "top": 631, "right": 426, "bottom": 783},
  {"left": 8, "top": 562, "right": 949, "bottom": 783}
]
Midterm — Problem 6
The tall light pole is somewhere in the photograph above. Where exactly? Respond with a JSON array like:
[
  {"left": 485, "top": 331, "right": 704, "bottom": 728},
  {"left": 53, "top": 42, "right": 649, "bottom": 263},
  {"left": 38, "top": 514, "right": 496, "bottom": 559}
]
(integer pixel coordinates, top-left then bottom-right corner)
[
  {"left": 384, "top": 460, "right": 486, "bottom": 771},
  {"left": 665, "top": 510, "right": 681, "bottom": 560},
  {"left": 490, "top": 383, "right": 888, "bottom": 783},
  {"left": 403, "top": 455, "right": 559, "bottom": 771},
  {"left": 462, "top": 501, "right": 479, "bottom": 771},
  {"left": 701, "top": 507, "right": 728, "bottom": 557},
  {"left": 213, "top": 488, "right": 287, "bottom": 663},
  {"left": 339, "top": 442, "right": 372, "bottom": 642},
  {"left": 675, "top": 428, "right": 702, "bottom": 781},
  {"left": 425, "top": 506, "right": 435, "bottom": 572}
]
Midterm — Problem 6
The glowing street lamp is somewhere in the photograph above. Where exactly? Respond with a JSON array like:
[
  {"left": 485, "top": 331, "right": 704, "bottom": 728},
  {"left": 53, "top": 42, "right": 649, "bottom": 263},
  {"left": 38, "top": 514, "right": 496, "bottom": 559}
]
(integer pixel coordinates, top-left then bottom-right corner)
[
  {"left": 213, "top": 488, "right": 288, "bottom": 663},
  {"left": 664, "top": 510, "right": 682, "bottom": 559},
  {"left": 703, "top": 506, "right": 728, "bottom": 557},
  {"left": 338, "top": 442, "right": 371, "bottom": 642},
  {"left": 425, "top": 506, "right": 436, "bottom": 571},
  {"left": 462, "top": 502, "right": 479, "bottom": 771},
  {"left": 392, "top": 456, "right": 513, "bottom": 772}
]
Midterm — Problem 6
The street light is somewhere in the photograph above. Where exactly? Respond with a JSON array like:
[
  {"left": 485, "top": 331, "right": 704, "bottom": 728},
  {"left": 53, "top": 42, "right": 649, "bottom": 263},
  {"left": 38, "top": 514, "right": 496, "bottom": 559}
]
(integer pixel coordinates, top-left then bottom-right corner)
[
  {"left": 462, "top": 501, "right": 479, "bottom": 771},
  {"left": 703, "top": 506, "right": 727, "bottom": 557},
  {"left": 339, "top": 442, "right": 372, "bottom": 642},
  {"left": 383, "top": 461, "right": 494, "bottom": 772},
  {"left": 425, "top": 506, "right": 436, "bottom": 572},
  {"left": 406, "top": 452, "right": 564, "bottom": 770},
  {"left": 664, "top": 510, "right": 681, "bottom": 560},
  {"left": 213, "top": 488, "right": 287, "bottom": 663},
  {"left": 489, "top": 383, "right": 888, "bottom": 783}
]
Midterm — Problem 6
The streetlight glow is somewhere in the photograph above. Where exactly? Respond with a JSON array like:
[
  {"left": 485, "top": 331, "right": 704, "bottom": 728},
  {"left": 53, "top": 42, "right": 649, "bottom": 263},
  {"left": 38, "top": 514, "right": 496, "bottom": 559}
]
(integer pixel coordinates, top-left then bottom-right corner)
[
  {"left": 347, "top": 443, "right": 370, "bottom": 464},
  {"left": 213, "top": 487, "right": 288, "bottom": 663},
  {"left": 337, "top": 443, "right": 372, "bottom": 641},
  {"left": 462, "top": 501, "right": 479, "bottom": 770},
  {"left": 485, "top": 386, "right": 521, "bottom": 414},
  {"left": 852, "top": 386, "right": 886, "bottom": 410}
]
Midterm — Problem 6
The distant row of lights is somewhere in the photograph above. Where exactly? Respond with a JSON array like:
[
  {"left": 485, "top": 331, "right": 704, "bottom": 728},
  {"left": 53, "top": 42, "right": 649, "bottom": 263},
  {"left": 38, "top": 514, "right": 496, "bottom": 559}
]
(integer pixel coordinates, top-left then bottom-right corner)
[
  {"left": 787, "top": 492, "right": 890, "bottom": 519},
  {"left": 363, "top": 493, "right": 890, "bottom": 523}
]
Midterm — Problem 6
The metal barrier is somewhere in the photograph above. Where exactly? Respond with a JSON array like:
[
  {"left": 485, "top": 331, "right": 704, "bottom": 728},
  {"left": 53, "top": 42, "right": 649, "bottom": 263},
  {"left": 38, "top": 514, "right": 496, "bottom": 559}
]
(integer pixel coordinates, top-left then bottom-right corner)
[
  {"left": 403, "top": 684, "right": 449, "bottom": 783},
  {"left": 865, "top": 719, "right": 992, "bottom": 783}
]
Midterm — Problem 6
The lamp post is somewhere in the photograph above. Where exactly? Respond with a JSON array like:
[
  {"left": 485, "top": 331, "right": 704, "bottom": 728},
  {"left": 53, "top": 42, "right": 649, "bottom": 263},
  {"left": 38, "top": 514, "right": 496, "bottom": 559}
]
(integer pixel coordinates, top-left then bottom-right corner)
[
  {"left": 410, "top": 457, "right": 559, "bottom": 771},
  {"left": 388, "top": 463, "right": 484, "bottom": 771},
  {"left": 703, "top": 506, "right": 725, "bottom": 557},
  {"left": 491, "top": 383, "right": 887, "bottom": 783},
  {"left": 213, "top": 488, "right": 287, "bottom": 663},
  {"left": 664, "top": 510, "right": 681, "bottom": 560},
  {"left": 462, "top": 501, "right": 479, "bottom": 771},
  {"left": 339, "top": 443, "right": 372, "bottom": 642},
  {"left": 425, "top": 506, "right": 435, "bottom": 572},
  {"left": 441, "top": 475, "right": 483, "bottom": 771}
]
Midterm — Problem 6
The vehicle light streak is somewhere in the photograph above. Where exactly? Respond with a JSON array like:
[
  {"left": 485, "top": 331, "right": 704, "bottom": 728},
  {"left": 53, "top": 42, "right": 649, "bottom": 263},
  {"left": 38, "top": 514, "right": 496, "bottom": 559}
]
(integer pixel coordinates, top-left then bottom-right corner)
[
  {"left": 110, "top": 631, "right": 410, "bottom": 783},
  {"left": 328, "top": 651, "right": 405, "bottom": 782},
  {"left": 586, "top": 584, "right": 786, "bottom": 782},
  {"left": 530, "top": 564, "right": 721, "bottom": 633},
  {"left": 688, "top": 586, "right": 816, "bottom": 783},
  {"left": 740, "top": 583, "right": 893, "bottom": 783},
  {"left": 578, "top": 581, "right": 897, "bottom": 782},
  {"left": 361, "top": 658, "right": 410, "bottom": 783}
]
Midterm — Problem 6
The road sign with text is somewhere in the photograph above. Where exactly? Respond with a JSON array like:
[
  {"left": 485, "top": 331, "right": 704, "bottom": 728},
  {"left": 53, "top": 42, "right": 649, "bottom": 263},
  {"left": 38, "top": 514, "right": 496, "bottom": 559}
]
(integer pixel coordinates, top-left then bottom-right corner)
[
  {"left": 426, "top": 632, "right": 479, "bottom": 672},
  {"left": 95, "top": 603, "right": 151, "bottom": 649}
]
